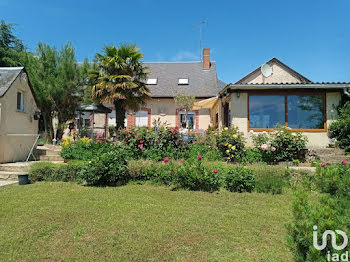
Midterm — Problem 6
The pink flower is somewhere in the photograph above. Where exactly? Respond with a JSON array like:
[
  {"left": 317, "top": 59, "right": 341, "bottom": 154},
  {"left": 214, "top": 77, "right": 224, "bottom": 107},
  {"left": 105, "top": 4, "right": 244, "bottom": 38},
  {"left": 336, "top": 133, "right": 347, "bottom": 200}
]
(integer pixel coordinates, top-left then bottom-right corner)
[
  {"left": 180, "top": 158, "right": 185, "bottom": 162},
  {"left": 321, "top": 162, "right": 328, "bottom": 167},
  {"left": 213, "top": 169, "right": 218, "bottom": 174},
  {"left": 197, "top": 155, "right": 202, "bottom": 160},
  {"left": 272, "top": 130, "right": 278, "bottom": 135},
  {"left": 271, "top": 146, "right": 276, "bottom": 152},
  {"left": 138, "top": 144, "right": 143, "bottom": 149},
  {"left": 261, "top": 144, "right": 268, "bottom": 151},
  {"left": 163, "top": 157, "right": 169, "bottom": 163},
  {"left": 341, "top": 160, "right": 348, "bottom": 165},
  {"left": 140, "top": 140, "right": 144, "bottom": 144},
  {"left": 125, "top": 146, "right": 128, "bottom": 149}
]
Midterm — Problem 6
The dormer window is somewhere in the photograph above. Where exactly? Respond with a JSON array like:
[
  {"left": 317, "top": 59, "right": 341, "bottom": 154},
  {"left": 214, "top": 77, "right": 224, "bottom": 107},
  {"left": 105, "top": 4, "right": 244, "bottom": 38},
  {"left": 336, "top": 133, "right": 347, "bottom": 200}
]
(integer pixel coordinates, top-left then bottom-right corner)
[
  {"left": 178, "top": 78, "right": 189, "bottom": 85},
  {"left": 146, "top": 78, "right": 157, "bottom": 85}
]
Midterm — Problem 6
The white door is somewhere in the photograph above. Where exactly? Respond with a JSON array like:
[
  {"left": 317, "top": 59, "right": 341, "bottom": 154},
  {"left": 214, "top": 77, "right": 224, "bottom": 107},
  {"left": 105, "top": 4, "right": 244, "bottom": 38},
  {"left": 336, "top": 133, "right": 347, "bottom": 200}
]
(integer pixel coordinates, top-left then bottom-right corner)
[{"left": 136, "top": 110, "right": 148, "bottom": 127}]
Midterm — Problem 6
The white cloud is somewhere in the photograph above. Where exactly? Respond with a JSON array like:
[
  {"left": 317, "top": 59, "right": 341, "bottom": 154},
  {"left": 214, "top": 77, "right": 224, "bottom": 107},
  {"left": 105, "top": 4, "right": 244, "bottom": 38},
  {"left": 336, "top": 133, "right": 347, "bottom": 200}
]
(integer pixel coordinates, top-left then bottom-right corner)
[{"left": 171, "top": 50, "right": 199, "bottom": 61}]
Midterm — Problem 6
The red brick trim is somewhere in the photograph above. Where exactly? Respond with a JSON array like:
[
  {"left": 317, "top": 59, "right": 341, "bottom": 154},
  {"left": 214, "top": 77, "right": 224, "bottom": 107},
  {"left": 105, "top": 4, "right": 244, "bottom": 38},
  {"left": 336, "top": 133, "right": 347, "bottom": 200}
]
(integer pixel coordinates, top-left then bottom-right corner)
[
  {"left": 104, "top": 113, "right": 108, "bottom": 138},
  {"left": 127, "top": 112, "right": 135, "bottom": 128},
  {"left": 194, "top": 110, "right": 199, "bottom": 129},
  {"left": 127, "top": 108, "right": 151, "bottom": 128}
]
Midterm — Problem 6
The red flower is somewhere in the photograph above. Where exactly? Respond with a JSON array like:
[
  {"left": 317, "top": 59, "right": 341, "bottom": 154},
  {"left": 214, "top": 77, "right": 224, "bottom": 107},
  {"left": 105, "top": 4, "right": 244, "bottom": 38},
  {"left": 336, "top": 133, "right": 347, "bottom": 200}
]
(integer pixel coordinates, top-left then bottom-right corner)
[
  {"left": 197, "top": 155, "right": 202, "bottom": 160},
  {"left": 171, "top": 131, "right": 174, "bottom": 134},
  {"left": 213, "top": 169, "right": 218, "bottom": 174},
  {"left": 180, "top": 158, "right": 185, "bottom": 162},
  {"left": 321, "top": 162, "right": 327, "bottom": 167},
  {"left": 164, "top": 157, "right": 169, "bottom": 163},
  {"left": 195, "top": 132, "right": 200, "bottom": 135},
  {"left": 137, "top": 138, "right": 141, "bottom": 140},
  {"left": 341, "top": 160, "right": 348, "bottom": 165},
  {"left": 138, "top": 144, "right": 143, "bottom": 149},
  {"left": 123, "top": 139, "right": 127, "bottom": 142},
  {"left": 140, "top": 140, "right": 144, "bottom": 144}
]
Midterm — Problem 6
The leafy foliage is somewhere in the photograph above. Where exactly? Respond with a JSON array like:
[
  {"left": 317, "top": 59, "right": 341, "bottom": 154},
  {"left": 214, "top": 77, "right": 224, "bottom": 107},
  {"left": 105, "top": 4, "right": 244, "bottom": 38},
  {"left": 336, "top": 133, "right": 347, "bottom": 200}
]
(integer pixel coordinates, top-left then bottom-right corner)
[
  {"left": 224, "top": 167, "right": 255, "bottom": 193},
  {"left": 79, "top": 150, "right": 129, "bottom": 186},
  {"left": 251, "top": 126, "right": 308, "bottom": 162},
  {"left": 89, "top": 44, "right": 150, "bottom": 130},
  {"left": 329, "top": 101, "right": 350, "bottom": 152},
  {"left": 214, "top": 127, "right": 246, "bottom": 162},
  {"left": 0, "top": 20, "right": 25, "bottom": 66}
]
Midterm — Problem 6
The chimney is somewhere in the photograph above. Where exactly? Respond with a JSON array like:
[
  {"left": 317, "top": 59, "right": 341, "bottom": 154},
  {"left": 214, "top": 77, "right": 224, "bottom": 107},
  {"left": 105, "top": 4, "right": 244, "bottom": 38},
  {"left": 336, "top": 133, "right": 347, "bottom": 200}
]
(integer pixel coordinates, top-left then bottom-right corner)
[{"left": 203, "top": 48, "right": 210, "bottom": 70}]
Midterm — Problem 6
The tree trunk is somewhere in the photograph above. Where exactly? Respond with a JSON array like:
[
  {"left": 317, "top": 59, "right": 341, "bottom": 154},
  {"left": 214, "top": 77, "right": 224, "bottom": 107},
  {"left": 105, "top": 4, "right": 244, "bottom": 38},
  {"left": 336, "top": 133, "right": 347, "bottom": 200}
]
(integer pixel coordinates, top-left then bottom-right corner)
[{"left": 114, "top": 100, "right": 126, "bottom": 137}]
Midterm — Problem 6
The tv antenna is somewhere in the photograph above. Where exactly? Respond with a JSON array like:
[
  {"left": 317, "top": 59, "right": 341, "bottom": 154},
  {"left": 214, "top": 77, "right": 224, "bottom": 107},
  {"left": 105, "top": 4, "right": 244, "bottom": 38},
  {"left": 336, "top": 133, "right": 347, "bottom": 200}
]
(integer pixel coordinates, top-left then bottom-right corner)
[{"left": 197, "top": 20, "right": 207, "bottom": 61}]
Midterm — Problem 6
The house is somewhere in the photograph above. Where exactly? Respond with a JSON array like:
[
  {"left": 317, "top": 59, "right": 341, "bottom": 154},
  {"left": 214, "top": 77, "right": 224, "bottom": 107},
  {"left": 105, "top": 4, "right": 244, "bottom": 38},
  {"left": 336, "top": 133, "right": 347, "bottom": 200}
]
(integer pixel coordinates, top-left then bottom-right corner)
[
  {"left": 0, "top": 67, "right": 39, "bottom": 163},
  {"left": 107, "top": 48, "right": 224, "bottom": 131},
  {"left": 218, "top": 58, "right": 350, "bottom": 148}
]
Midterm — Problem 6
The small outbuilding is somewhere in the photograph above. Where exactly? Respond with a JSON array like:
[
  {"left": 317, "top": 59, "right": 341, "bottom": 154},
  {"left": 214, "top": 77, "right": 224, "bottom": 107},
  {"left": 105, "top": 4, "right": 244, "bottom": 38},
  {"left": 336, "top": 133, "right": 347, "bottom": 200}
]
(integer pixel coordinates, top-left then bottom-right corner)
[{"left": 0, "top": 67, "right": 39, "bottom": 163}]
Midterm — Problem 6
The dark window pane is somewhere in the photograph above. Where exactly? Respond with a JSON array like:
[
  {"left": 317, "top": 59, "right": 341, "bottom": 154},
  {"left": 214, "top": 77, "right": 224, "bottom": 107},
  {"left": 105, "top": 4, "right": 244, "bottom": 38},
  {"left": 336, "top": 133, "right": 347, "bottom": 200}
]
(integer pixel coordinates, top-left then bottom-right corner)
[
  {"left": 288, "top": 95, "right": 324, "bottom": 129},
  {"left": 17, "top": 92, "right": 21, "bottom": 110},
  {"left": 249, "top": 95, "right": 285, "bottom": 129}
]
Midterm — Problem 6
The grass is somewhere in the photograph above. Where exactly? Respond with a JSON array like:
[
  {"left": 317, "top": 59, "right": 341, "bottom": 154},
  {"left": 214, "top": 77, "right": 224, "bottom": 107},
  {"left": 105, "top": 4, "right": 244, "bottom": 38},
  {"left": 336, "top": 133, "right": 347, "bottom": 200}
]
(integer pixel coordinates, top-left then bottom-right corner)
[{"left": 0, "top": 182, "right": 293, "bottom": 261}]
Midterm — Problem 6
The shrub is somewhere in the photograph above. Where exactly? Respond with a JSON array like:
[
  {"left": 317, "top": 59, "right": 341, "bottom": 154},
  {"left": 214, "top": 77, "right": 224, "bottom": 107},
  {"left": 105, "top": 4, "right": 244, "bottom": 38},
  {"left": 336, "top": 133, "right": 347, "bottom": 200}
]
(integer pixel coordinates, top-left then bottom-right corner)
[
  {"left": 79, "top": 151, "right": 129, "bottom": 186},
  {"left": 251, "top": 126, "right": 308, "bottom": 162},
  {"left": 215, "top": 126, "right": 245, "bottom": 162},
  {"left": 120, "top": 126, "right": 189, "bottom": 160},
  {"left": 329, "top": 101, "right": 350, "bottom": 152},
  {"left": 60, "top": 139, "right": 116, "bottom": 161},
  {"left": 29, "top": 160, "right": 85, "bottom": 182},
  {"left": 175, "top": 157, "right": 222, "bottom": 192},
  {"left": 224, "top": 167, "right": 255, "bottom": 193},
  {"left": 185, "top": 144, "right": 223, "bottom": 161},
  {"left": 235, "top": 147, "right": 263, "bottom": 164}
]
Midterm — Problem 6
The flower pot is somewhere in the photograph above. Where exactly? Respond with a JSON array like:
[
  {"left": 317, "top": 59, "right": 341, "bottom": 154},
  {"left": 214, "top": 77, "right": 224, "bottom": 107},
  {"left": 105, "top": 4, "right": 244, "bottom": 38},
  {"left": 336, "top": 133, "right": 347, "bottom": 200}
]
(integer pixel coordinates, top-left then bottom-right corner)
[{"left": 18, "top": 174, "right": 29, "bottom": 185}]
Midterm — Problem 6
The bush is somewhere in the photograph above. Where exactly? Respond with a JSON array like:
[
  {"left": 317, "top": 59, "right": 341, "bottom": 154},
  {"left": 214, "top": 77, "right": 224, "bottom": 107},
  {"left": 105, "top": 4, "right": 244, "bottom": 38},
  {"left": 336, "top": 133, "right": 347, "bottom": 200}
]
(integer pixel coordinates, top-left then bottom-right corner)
[
  {"left": 29, "top": 160, "right": 85, "bottom": 182},
  {"left": 79, "top": 151, "right": 129, "bottom": 186},
  {"left": 175, "top": 157, "right": 222, "bottom": 192},
  {"left": 235, "top": 148, "right": 263, "bottom": 164},
  {"left": 251, "top": 126, "right": 308, "bottom": 162},
  {"left": 287, "top": 163, "right": 350, "bottom": 261},
  {"left": 185, "top": 144, "right": 223, "bottom": 161},
  {"left": 60, "top": 139, "right": 116, "bottom": 161},
  {"left": 215, "top": 126, "right": 246, "bottom": 162},
  {"left": 120, "top": 126, "right": 189, "bottom": 160},
  {"left": 329, "top": 101, "right": 350, "bottom": 152},
  {"left": 224, "top": 167, "right": 255, "bottom": 193}
]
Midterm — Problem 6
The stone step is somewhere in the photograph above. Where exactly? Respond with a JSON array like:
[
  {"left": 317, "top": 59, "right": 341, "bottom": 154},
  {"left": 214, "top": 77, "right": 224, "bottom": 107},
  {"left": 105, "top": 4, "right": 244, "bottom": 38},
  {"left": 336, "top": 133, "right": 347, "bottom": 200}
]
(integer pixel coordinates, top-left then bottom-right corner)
[
  {"left": 0, "top": 171, "right": 22, "bottom": 180},
  {"left": 34, "top": 149, "right": 61, "bottom": 156},
  {"left": 37, "top": 155, "right": 64, "bottom": 162},
  {"left": 0, "top": 162, "right": 32, "bottom": 172}
]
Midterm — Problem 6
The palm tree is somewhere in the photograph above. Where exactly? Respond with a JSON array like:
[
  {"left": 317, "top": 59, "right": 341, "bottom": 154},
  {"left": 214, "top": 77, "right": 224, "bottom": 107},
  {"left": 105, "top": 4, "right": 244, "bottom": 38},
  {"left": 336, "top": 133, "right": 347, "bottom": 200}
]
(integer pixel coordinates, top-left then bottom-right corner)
[{"left": 89, "top": 44, "right": 150, "bottom": 130}]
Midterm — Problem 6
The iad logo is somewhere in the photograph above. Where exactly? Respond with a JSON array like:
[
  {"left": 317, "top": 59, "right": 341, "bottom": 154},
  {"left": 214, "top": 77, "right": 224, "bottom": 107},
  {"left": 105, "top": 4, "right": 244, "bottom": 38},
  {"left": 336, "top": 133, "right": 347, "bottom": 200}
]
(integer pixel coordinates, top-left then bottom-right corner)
[{"left": 313, "top": 225, "right": 349, "bottom": 261}]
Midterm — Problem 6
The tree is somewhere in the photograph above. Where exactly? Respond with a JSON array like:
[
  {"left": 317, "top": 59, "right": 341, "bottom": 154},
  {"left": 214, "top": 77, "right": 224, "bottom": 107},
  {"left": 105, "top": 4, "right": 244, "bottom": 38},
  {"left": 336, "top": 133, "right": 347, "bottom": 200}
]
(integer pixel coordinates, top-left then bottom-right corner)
[
  {"left": 174, "top": 93, "right": 196, "bottom": 130},
  {"left": 22, "top": 42, "right": 91, "bottom": 139},
  {"left": 89, "top": 44, "right": 150, "bottom": 131},
  {"left": 0, "top": 20, "right": 25, "bottom": 66}
]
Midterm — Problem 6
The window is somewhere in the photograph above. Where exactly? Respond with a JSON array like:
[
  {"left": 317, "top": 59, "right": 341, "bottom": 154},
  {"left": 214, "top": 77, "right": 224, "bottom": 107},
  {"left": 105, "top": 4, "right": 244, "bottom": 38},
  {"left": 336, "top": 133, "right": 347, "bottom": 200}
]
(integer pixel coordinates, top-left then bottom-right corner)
[
  {"left": 248, "top": 94, "right": 325, "bottom": 131},
  {"left": 179, "top": 112, "right": 195, "bottom": 129},
  {"left": 178, "top": 78, "right": 189, "bottom": 85},
  {"left": 249, "top": 96, "right": 285, "bottom": 129},
  {"left": 17, "top": 92, "right": 24, "bottom": 112},
  {"left": 288, "top": 95, "right": 324, "bottom": 129},
  {"left": 146, "top": 78, "right": 157, "bottom": 85},
  {"left": 136, "top": 110, "right": 148, "bottom": 127}
]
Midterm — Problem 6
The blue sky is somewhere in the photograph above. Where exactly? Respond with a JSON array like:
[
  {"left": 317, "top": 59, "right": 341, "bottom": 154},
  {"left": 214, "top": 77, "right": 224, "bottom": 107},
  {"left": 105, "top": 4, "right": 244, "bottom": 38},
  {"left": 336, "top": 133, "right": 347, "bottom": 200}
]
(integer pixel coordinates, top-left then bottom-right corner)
[{"left": 1, "top": 0, "right": 349, "bottom": 83}]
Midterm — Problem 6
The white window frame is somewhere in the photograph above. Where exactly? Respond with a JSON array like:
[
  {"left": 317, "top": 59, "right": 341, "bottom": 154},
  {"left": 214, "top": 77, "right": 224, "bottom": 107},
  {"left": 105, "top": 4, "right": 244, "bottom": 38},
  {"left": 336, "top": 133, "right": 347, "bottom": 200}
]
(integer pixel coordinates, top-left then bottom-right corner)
[
  {"left": 178, "top": 78, "right": 189, "bottom": 85},
  {"left": 146, "top": 78, "right": 158, "bottom": 85},
  {"left": 17, "top": 91, "right": 24, "bottom": 112},
  {"left": 179, "top": 111, "right": 196, "bottom": 129}
]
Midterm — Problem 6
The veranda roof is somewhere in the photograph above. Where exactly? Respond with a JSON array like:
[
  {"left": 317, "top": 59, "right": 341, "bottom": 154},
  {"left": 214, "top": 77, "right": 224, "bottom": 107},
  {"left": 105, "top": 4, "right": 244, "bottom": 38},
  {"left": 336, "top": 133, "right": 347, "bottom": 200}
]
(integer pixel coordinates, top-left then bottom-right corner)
[
  {"left": 77, "top": 104, "right": 112, "bottom": 113},
  {"left": 192, "top": 97, "right": 218, "bottom": 110}
]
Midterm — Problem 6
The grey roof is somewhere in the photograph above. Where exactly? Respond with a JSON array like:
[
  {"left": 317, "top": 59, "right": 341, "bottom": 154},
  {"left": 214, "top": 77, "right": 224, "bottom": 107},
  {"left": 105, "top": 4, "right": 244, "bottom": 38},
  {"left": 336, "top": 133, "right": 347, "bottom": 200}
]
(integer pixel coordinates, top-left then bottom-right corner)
[
  {"left": 0, "top": 67, "right": 24, "bottom": 97},
  {"left": 144, "top": 62, "right": 220, "bottom": 98},
  {"left": 235, "top": 58, "right": 312, "bottom": 84}
]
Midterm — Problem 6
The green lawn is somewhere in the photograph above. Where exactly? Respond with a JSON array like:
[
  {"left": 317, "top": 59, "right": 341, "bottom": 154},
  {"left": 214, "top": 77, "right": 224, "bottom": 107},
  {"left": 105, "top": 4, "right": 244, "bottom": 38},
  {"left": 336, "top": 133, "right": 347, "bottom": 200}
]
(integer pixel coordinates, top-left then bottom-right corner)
[{"left": 0, "top": 183, "right": 293, "bottom": 261}]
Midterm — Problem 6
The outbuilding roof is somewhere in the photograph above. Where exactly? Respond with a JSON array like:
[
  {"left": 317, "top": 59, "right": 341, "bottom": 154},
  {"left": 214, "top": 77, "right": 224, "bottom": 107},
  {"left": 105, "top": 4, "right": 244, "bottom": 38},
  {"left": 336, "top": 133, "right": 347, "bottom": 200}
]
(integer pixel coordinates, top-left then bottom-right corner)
[
  {"left": 0, "top": 67, "right": 24, "bottom": 97},
  {"left": 144, "top": 62, "right": 222, "bottom": 98}
]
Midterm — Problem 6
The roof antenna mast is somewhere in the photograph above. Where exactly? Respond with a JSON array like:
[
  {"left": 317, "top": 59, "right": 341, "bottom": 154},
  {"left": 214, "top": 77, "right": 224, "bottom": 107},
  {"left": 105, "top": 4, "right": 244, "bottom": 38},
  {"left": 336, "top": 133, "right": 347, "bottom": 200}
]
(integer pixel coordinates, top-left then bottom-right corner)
[{"left": 198, "top": 20, "right": 207, "bottom": 61}]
